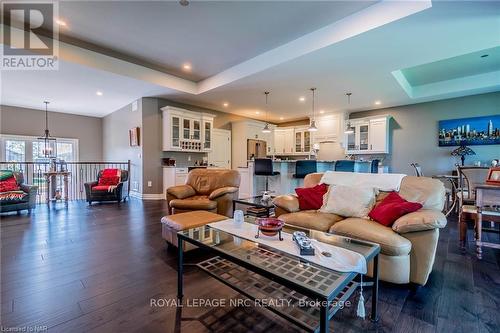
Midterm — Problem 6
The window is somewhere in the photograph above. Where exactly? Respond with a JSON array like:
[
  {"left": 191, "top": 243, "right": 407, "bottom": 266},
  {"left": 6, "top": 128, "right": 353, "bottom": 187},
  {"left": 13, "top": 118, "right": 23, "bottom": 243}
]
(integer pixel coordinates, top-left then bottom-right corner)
[
  {"left": 5, "top": 140, "right": 25, "bottom": 162},
  {"left": 0, "top": 135, "right": 78, "bottom": 162}
]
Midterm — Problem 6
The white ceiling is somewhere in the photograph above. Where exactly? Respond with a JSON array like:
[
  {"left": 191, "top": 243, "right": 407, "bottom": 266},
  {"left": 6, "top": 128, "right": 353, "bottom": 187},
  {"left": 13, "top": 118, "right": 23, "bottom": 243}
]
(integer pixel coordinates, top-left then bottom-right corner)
[
  {"left": 1, "top": 1, "right": 499, "bottom": 121},
  {"left": 57, "top": 1, "right": 376, "bottom": 81}
]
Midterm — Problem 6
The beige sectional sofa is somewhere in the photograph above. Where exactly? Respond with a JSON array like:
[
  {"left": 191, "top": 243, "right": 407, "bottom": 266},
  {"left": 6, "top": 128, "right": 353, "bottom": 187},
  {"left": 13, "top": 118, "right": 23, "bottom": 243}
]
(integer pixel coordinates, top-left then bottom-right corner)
[{"left": 273, "top": 173, "right": 447, "bottom": 286}]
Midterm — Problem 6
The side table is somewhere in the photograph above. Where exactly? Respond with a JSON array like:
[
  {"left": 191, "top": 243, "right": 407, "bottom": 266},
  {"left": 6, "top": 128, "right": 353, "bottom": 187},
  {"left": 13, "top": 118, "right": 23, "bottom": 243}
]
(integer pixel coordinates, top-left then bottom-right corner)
[{"left": 43, "top": 171, "right": 71, "bottom": 204}]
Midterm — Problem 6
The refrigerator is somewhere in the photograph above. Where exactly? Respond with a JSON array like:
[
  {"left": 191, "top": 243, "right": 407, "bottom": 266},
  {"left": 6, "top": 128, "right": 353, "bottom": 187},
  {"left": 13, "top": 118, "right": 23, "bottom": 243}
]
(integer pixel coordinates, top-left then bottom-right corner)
[{"left": 247, "top": 139, "right": 267, "bottom": 160}]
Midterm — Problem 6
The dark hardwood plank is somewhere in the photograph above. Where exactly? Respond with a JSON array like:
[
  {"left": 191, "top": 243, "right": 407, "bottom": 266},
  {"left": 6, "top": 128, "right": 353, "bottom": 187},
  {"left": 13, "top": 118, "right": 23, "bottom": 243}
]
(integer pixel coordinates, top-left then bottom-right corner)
[{"left": 1, "top": 200, "right": 499, "bottom": 333}]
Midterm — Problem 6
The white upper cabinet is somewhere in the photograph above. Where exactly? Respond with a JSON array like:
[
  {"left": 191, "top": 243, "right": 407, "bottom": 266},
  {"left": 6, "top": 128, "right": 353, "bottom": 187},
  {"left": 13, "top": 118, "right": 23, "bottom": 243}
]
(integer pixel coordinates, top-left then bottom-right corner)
[
  {"left": 313, "top": 114, "right": 341, "bottom": 143},
  {"left": 162, "top": 106, "right": 215, "bottom": 152},
  {"left": 345, "top": 115, "right": 391, "bottom": 154},
  {"left": 274, "top": 128, "right": 294, "bottom": 155}
]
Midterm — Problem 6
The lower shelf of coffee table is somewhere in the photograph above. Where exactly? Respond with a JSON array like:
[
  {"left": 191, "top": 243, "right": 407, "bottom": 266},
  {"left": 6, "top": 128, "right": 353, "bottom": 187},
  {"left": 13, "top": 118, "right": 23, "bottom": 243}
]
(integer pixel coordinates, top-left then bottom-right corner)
[{"left": 197, "top": 256, "right": 359, "bottom": 333}]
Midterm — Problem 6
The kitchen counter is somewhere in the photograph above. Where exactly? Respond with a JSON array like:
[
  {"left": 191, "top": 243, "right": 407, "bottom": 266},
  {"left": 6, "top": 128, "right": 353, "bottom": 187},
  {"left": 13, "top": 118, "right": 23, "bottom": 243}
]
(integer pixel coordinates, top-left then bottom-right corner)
[{"left": 238, "top": 160, "right": 388, "bottom": 198}]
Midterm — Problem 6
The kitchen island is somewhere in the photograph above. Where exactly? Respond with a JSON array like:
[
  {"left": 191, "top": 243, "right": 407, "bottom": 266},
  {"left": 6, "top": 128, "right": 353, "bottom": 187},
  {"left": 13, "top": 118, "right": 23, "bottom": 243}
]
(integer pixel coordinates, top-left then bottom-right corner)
[{"left": 237, "top": 160, "right": 387, "bottom": 198}]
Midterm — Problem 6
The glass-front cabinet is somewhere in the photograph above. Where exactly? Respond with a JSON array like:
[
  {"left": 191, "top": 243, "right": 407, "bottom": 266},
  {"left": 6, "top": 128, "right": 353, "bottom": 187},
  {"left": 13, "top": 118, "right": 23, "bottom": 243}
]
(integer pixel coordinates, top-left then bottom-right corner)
[
  {"left": 203, "top": 119, "right": 213, "bottom": 151},
  {"left": 344, "top": 115, "right": 390, "bottom": 154},
  {"left": 193, "top": 120, "right": 201, "bottom": 141},
  {"left": 162, "top": 106, "right": 215, "bottom": 152},
  {"left": 293, "top": 128, "right": 312, "bottom": 155},
  {"left": 359, "top": 124, "right": 369, "bottom": 151},
  {"left": 183, "top": 119, "right": 191, "bottom": 140},
  {"left": 171, "top": 116, "right": 180, "bottom": 148}
]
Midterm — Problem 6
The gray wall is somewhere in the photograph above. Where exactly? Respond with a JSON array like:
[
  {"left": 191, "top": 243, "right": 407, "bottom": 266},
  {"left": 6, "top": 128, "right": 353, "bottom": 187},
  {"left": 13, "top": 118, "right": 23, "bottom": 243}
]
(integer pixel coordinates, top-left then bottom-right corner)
[
  {"left": 102, "top": 97, "right": 255, "bottom": 195},
  {"left": 351, "top": 92, "right": 500, "bottom": 176},
  {"left": 0, "top": 104, "right": 103, "bottom": 161},
  {"left": 102, "top": 102, "right": 143, "bottom": 194}
]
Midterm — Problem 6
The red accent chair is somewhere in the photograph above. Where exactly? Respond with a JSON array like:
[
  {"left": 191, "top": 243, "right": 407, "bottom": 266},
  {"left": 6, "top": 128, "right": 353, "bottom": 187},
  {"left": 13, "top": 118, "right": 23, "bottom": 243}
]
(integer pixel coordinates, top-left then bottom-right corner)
[{"left": 84, "top": 169, "right": 129, "bottom": 204}]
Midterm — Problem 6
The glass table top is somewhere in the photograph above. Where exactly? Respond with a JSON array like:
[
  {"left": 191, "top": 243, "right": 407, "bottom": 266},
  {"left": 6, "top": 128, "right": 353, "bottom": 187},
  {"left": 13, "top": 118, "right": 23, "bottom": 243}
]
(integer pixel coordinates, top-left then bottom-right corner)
[
  {"left": 233, "top": 196, "right": 275, "bottom": 208},
  {"left": 178, "top": 218, "right": 380, "bottom": 298}
]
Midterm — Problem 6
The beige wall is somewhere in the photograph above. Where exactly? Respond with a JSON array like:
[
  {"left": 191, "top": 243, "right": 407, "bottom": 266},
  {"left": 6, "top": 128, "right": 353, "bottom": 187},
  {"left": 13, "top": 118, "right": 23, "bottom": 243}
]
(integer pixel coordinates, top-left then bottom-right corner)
[
  {"left": 102, "top": 102, "right": 143, "bottom": 194},
  {"left": 351, "top": 92, "right": 500, "bottom": 176},
  {"left": 0, "top": 104, "right": 102, "bottom": 161}
]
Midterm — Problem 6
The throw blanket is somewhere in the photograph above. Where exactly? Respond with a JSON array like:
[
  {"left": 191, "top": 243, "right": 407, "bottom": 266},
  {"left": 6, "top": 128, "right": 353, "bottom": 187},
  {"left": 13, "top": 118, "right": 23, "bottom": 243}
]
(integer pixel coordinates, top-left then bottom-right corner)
[
  {"left": 320, "top": 171, "right": 406, "bottom": 192},
  {"left": 0, "top": 191, "right": 26, "bottom": 201},
  {"left": 94, "top": 169, "right": 121, "bottom": 192},
  {"left": 0, "top": 170, "right": 20, "bottom": 193},
  {"left": 209, "top": 219, "right": 367, "bottom": 274}
]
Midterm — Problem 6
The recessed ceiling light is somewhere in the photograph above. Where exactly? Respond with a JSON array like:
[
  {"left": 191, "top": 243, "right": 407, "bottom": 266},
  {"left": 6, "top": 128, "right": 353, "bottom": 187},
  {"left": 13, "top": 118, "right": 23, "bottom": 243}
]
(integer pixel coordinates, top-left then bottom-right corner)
[
  {"left": 299, "top": 97, "right": 306, "bottom": 102},
  {"left": 223, "top": 102, "right": 229, "bottom": 107},
  {"left": 96, "top": 91, "right": 103, "bottom": 96},
  {"left": 279, "top": 117, "right": 284, "bottom": 120},
  {"left": 480, "top": 54, "right": 489, "bottom": 58},
  {"left": 56, "top": 19, "right": 67, "bottom": 26},
  {"left": 319, "top": 110, "right": 325, "bottom": 114},
  {"left": 182, "top": 63, "right": 191, "bottom": 71},
  {"left": 374, "top": 100, "right": 381, "bottom": 105},
  {"left": 256, "top": 111, "right": 260, "bottom": 115}
]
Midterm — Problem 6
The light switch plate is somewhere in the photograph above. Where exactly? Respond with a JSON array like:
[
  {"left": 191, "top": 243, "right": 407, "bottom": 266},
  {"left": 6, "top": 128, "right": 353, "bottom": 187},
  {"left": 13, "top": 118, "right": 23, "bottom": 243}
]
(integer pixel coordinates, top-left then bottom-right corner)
[{"left": 147, "top": 181, "right": 152, "bottom": 187}]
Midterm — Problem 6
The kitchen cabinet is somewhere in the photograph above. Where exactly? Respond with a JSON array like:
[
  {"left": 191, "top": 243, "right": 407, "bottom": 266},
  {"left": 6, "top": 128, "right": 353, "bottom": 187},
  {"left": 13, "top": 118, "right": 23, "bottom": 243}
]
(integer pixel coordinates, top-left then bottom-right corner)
[
  {"left": 368, "top": 118, "right": 387, "bottom": 153},
  {"left": 294, "top": 127, "right": 311, "bottom": 154},
  {"left": 162, "top": 106, "right": 215, "bottom": 152},
  {"left": 313, "top": 114, "right": 341, "bottom": 143},
  {"left": 202, "top": 116, "right": 213, "bottom": 150},
  {"left": 274, "top": 128, "right": 294, "bottom": 155},
  {"left": 162, "top": 167, "right": 188, "bottom": 199},
  {"left": 345, "top": 115, "right": 391, "bottom": 154}
]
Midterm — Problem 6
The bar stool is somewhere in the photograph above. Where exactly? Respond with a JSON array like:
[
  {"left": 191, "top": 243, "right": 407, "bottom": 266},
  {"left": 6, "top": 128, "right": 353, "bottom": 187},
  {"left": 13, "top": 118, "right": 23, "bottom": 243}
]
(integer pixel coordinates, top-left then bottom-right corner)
[
  {"left": 293, "top": 160, "right": 317, "bottom": 179},
  {"left": 334, "top": 160, "right": 355, "bottom": 172},
  {"left": 254, "top": 158, "right": 280, "bottom": 192},
  {"left": 370, "top": 159, "right": 380, "bottom": 174}
]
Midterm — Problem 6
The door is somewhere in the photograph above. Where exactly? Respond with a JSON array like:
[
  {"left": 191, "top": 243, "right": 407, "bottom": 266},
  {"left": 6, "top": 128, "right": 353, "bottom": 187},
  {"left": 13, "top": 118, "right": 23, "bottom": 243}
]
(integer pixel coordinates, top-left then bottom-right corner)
[
  {"left": 369, "top": 118, "right": 387, "bottom": 152},
  {"left": 208, "top": 129, "right": 231, "bottom": 169}
]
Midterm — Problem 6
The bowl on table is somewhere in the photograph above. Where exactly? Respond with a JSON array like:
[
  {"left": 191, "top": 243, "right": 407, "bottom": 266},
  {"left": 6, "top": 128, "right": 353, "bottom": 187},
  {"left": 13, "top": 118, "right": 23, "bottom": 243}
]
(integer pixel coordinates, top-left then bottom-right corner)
[{"left": 256, "top": 218, "right": 284, "bottom": 239}]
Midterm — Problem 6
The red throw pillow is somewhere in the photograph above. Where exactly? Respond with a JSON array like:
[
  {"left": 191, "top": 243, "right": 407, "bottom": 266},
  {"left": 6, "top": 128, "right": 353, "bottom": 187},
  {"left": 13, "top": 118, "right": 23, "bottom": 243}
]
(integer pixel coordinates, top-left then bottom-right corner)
[
  {"left": 369, "top": 192, "right": 422, "bottom": 227},
  {"left": 0, "top": 176, "right": 19, "bottom": 192},
  {"left": 295, "top": 183, "right": 328, "bottom": 210},
  {"left": 98, "top": 176, "right": 120, "bottom": 186}
]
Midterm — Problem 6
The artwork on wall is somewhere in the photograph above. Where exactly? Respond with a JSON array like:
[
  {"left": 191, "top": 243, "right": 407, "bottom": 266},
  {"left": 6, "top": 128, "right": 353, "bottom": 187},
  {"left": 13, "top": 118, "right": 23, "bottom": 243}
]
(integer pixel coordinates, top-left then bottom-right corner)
[
  {"left": 438, "top": 115, "right": 500, "bottom": 146},
  {"left": 129, "top": 127, "right": 140, "bottom": 146}
]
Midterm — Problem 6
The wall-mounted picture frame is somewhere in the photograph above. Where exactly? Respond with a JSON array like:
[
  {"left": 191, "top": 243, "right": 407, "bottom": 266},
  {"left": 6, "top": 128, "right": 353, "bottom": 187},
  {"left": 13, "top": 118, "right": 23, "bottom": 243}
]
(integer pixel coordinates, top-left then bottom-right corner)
[
  {"left": 438, "top": 115, "right": 500, "bottom": 147},
  {"left": 486, "top": 167, "right": 500, "bottom": 185},
  {"left": 129, "top": 127, "right": 140, "bottom": 146}
]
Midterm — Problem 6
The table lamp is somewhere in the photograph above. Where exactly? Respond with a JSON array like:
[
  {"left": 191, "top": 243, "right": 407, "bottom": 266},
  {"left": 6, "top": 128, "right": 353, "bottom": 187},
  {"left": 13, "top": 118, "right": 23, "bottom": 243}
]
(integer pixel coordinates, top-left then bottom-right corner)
[{"left": 451, "top": 144, "right": 476, "bottom": 166}]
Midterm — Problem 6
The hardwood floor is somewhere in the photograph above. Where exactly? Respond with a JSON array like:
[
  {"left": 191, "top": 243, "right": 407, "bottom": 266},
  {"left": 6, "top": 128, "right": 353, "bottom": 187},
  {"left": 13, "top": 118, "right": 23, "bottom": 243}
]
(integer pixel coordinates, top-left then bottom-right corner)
[{"left": 1, "top": 200, "right": 499, "bottom": 333}]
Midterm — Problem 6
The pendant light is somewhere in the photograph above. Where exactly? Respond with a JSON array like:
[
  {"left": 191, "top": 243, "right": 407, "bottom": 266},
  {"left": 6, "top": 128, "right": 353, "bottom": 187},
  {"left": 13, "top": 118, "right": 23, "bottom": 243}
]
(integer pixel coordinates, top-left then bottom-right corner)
[
  {"left": 262, "top": 91, "right": 271, "bottom": 133},
  {"left": 344, "top": 92, "right": 354, "bottom": 134},
  {"left": 37, "top": 101, "right": 57, "bottom": 158},
  {"left": 308, "top": 88, "right": 318, "bottom": 132}
]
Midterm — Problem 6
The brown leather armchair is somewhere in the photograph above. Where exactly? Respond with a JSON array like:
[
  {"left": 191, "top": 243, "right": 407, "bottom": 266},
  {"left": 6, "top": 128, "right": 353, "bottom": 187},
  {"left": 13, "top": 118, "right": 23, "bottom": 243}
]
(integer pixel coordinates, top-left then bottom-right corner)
[{"left": 166, "top": 168, "right": 240, "bottom": 217}]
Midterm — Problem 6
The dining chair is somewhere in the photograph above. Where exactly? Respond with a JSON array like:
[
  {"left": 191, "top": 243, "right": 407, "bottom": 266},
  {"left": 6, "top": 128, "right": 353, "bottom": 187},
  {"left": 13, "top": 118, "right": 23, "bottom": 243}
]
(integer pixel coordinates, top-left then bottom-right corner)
[
  {"left": 459, "top": 184, "right": 500, "bottom": 259},
  {"left": 456, "top": 166, "right": 490, "bottom": 208},
  {"left": 413, "top": 162, "right": 455, "bottom": 216},
  {"left": 410, "top": 163, "right": 423, "bottom": 177}
]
